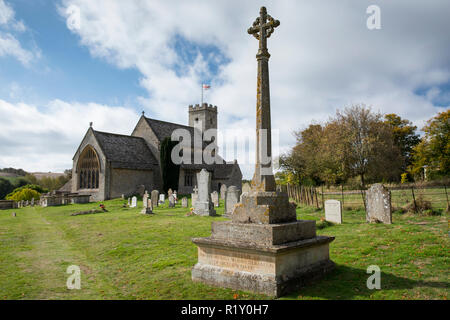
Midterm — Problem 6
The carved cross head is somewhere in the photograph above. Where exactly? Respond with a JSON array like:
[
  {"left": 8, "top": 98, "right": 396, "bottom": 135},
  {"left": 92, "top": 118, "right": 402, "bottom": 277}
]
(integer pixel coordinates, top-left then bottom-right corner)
[{"left": 247, "top": 6, "right": 280, "bottom": 49}]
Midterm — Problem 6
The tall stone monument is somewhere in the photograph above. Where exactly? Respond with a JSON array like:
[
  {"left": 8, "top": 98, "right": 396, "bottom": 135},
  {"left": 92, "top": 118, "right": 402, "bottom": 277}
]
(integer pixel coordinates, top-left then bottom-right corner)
[
  {"left": 192, "top": 7, "right": 335, "bottom": 297},
  {"left": 366, "top": 183, "right": 392, "bottom": 224},
  {"left": 193, "top": 169, "right": 216, "bottom": 216}
]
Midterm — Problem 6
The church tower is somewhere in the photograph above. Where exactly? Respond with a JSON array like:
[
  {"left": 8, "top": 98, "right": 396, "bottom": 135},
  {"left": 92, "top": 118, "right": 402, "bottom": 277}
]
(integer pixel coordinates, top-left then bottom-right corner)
[{"left": 188, "top": 103, "right": 218, "bottom": 132}]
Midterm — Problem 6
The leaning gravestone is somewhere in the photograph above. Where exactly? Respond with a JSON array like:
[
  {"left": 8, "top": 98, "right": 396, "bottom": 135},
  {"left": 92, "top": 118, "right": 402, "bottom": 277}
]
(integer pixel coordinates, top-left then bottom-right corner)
[
  {"left": 151, "top": 190, "right": 159, "bottom": 207},
  {"left": 193, "top": 169, "right": 216, "bottom": 216},
  {"left": 211, "top": 191, "right": 219, "bottom": 207},
  {"left": 324, "top": 200, "right": 342, "bottom": 224},
  {"left": 366, "top": 183, "right": 392, "bottom": 224},
  {"left": 131, "top": 196, "right": 137, "bottom": 208},
  {"left": 168, "top": 194, "right": 175, "bottom": 208},
  {"left": 220, "top": 184, "right": 227, "bottom": 200},
  {"left": 182, "top": 197, "right": 188, "bottom": 208},
  {"left": 224, "top": 186, "right": 240, "bottom": 217}
]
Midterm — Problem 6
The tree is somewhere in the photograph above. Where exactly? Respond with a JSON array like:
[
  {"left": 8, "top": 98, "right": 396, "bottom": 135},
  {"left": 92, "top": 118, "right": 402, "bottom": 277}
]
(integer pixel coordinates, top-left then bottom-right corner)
[
  {"left": 411, "top": 110, "right": 450, "bottom": 179},
  {"left": 334, "top": 105, "right": 403, "bottom": 187},
  {"left": 384, "top": 114, "right": 420, "bottom": 171},
  {"left": 160, "top": 137, "right": 180, "bottom": 192},
  {"left": 0, "top": 178, "right": 14, "bottom": 200},
  {"left": 6, "top": 188, "right": 41, "bottom": 201}
]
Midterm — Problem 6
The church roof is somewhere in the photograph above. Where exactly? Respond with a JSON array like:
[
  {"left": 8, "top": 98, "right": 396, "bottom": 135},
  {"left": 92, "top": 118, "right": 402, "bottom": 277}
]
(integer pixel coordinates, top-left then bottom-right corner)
[
  {"left": 93, "top": 130, "right": 158, "bottom": 170},
  {"left": 144, "top": 117, "right": 195, "bottom": 141}
]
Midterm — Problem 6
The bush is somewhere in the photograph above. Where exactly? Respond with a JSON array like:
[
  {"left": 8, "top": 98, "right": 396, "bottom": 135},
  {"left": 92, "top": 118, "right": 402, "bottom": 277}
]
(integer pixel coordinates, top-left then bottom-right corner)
[{"left": 6, "top": 188, "right": 41, "bottom": 201}]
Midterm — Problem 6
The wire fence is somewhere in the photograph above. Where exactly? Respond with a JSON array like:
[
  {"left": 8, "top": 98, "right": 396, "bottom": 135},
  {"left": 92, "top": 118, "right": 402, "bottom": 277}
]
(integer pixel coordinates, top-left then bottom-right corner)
[{"left": 280, "top": 183, "right": 450, "bottom": 211}]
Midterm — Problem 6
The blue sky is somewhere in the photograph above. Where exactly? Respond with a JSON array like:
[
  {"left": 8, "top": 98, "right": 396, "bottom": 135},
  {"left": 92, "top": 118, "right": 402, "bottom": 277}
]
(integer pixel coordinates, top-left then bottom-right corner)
[{"left": 0, "top": 0, "right": 449, "bottom": 177}]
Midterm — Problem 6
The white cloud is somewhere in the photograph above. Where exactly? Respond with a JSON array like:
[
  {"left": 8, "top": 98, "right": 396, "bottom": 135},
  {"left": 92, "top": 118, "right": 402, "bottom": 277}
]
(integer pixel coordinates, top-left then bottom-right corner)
[
  {"left": 0, "top": 0, "right": 37, "bottom": 65},
  {"left": 0, "top": 99, "right": 138, "bottom": 172}
]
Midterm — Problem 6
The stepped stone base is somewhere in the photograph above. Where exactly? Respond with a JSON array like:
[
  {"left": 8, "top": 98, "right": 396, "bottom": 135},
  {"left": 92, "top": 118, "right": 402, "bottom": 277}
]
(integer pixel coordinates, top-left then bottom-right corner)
[{"left": 192, "top": 235, "right": 335, "bottom": 297}]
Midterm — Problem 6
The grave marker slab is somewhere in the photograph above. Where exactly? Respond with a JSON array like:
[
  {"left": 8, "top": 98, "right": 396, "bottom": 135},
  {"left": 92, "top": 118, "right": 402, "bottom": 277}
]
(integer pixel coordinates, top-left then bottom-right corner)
[{"left": 324, "top": 200, "right": 342, "bottom": 224}]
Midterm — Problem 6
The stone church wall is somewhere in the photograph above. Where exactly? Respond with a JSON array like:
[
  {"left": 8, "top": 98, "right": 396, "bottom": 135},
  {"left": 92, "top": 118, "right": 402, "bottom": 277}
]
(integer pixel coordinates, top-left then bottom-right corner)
[{"left": 109, "top": 168, "right": 154, "bottom": 199}]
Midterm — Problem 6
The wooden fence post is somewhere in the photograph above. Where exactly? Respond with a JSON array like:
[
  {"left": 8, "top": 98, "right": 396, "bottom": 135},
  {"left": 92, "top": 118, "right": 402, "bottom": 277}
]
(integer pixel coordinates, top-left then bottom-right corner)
[
  {"left": 321, "top": 185, "right": 325, "bottom": 209},
  {"left": 444, "top": 185, "right": 449, "bottom": 210},
  {"left": 341, "top": 184, "right": 344, "bottom": 209},
  {"left": 411, "top": 186, "right": 417, "bottom": 213}
]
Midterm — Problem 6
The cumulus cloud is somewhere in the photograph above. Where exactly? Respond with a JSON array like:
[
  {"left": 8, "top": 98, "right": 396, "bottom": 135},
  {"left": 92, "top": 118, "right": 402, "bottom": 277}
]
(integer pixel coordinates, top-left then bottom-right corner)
[
  {"left": 0, "top": 99, "right": 138, "bottom": 172},
  {"left": 0, "top": 0, "right": 37, "bottom": 65}
]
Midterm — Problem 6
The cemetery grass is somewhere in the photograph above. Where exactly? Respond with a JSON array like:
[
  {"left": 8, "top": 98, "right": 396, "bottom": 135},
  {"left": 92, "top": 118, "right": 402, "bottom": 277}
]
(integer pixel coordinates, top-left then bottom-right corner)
[{"left": 0, "top": 199, "right": 448, "bottom": 300}]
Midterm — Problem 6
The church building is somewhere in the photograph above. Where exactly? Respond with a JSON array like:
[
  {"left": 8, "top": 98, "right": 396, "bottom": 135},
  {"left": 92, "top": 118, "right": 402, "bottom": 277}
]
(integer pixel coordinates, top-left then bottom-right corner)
[{"left": 71, "top": 103, "right": 242, "bottom": 201}]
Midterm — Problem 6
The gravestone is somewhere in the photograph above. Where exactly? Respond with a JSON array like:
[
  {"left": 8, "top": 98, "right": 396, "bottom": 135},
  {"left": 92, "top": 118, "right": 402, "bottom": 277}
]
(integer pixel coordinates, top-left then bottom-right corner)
[
  {"left": 220, "top": 184, "right": 227, "bottom": 200},
  {"left": 127, "top": 198, "right": 131, "bottom": 206},
  {"left": 12, "top": 212, "right": 16, "bottom": 217},
  {"left": 121, "top": 194, "right": 125, "bottom": 200},
  {"left": 168, "top": 188, "right": 173, "bottom": 198},
  {"left": 25, "top": 200, "right": 29, "bottom": 207},
  {"left": 242, "top": 182, "right": 251, "bottom": 194},
  {"left": 151, "top": 190, "right": 159, "bottom": 207},
  {"left": 224, "top": 186, "right": 240, "bottom": 217},
  {"left": 191, "top": 8, "right": 334, "bottom": 298},
  {"left": 159, "top": 194, "right": 165, "bottom": 205},
  {"left": 182, "top": 197, "right": 188, "bottom": 208},
  {"left": 143, "top": 191, "right": 149, "bottom": 208},
  {"left": 31, "top": 198, "right": 35, "bottom": 206},
  {"left": 211, "top": 191, "right": 219, "bottom": 207},
  {"left": 191, "top": 186, "right": 198, "bottom": 207},
  {"left": 131, "top": 196, "right": 137, "bottom": 208},
  {"left": 169, "top": 194, "right": 175, "bottom": 208},
  {"left": 193, "top": 169, "right": 216, "bottom": 216},
  {"left": 324, "top": 200, "right": 342, "bottom": 224},
  {"left": 141, "top": 199, "right": 153, "bottom": 214},
  {"left": 366, "top": 183, "right": 392, "bottom": 224}
]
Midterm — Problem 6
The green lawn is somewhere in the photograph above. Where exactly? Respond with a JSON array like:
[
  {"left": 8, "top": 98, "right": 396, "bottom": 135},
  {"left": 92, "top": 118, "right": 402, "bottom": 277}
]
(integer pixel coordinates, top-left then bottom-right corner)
[{"left": 0, "top": 198, "right": 448, "bottom": 300}]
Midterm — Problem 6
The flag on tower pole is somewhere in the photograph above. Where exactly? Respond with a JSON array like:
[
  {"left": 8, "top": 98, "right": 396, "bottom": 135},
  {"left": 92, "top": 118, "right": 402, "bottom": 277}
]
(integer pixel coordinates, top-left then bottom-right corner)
[{"left": 201, "top": 83, "right": 210, "bottom": 105}]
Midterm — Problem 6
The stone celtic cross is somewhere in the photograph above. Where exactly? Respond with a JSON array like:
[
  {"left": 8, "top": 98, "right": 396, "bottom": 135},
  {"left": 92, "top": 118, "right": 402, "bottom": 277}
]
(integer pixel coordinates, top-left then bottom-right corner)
[
  {"left": 248, "top": 7, "right": 280, "bottom": 192},
  {"left": 247, "top": 6, "right": 280, "bottom": 57}
]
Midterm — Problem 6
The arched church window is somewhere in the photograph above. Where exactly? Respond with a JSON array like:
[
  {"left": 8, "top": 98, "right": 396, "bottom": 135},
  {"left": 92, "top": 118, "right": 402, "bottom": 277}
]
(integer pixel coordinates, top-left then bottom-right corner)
[{"left": 78, "top": 146, "right": 100, "bottom": 189}]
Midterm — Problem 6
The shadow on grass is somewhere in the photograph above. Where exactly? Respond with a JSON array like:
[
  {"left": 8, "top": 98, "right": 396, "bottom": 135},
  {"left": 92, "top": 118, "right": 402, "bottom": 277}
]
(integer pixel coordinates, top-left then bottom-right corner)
[{"left": 283, "top": 264, "right": 449, "bottom": 299}]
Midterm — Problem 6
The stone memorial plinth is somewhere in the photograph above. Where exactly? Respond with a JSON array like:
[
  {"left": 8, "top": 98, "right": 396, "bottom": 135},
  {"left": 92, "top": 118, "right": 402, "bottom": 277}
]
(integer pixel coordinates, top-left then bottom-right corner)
[
  {"left": 366, "top": 183, "right": 392, "bottom": 224},
  {"left": 192, "top": 7, "right": 334, "bottom": 297},
  {"left": 324, "top": 200, "right": 342, "bottom": 224}
]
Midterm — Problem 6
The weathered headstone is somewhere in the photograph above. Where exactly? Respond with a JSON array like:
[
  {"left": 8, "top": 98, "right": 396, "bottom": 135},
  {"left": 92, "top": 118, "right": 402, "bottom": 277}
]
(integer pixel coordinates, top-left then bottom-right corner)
[
  {"left": 159, "top": 194, "right": 165, "bottom": 205},
  {"left": 121, "top": 194, "right": 125, "bottom": 200},
  {"left": 168, "top": 188, "right": 173, "bottom": 198},
  {"left": 25, "top": 200, "right": 29, "bottom": 207},
  {"left": 366, "top": 183, "right": 392, "bottom": 224},
  {"left": 324, "top": 200, "right": 342, "bottom": 224},
  {"left": 211, "top": 191, "right": 219, "bottom": 207},
  {"left": 224, "top": 186, "right": 240, "bottom": 217},
  {"left": 191, "top": 8, "right": 334, "bottom": 298},
  {"left": 12, "top": 212, "right": 16, "bottom": 217},
  {"left": 193, "top": 169, "right": 216, "bottom": 216},
  {"left": 141, "top": 199, "right": 153, "bottom": 214},
  {"left": 168, "top": 194, "right": 175, "bottom": 208},
  {"left": 220, "top": 184, "right": 227, "bottom": 200},
  {"left": 191, "top": 185, "right": 198, "bottom": 207},
  {"left": 31, "top": 198, "right": 35, "bottom": 206},
  {"left": 151, "top": 190, "right": 159, "bottom": 207},
  {"left": 127, "top": 197, "right": 131, "bottom": 206},
  {"left": 143, "top": 191, "right": 149, "bottom": 208},
  {"left": 182, "top": 197, "right": 188, "bottom": 208},
  {"left": 242, "top": 182, "right": 251, "bottom": 194},
  {"left": 131, "top": 196, "right": 137, "bottom": 208}
]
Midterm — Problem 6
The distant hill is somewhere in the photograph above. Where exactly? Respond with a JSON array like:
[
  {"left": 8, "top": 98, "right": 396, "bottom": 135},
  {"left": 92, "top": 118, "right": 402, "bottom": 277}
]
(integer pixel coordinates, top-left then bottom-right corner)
[
  {"left": 31, "top": 172, "right": 66, "bottom": 180},
  {"left": 0, "top": 172, "right": 19, "bottom": 178}
]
